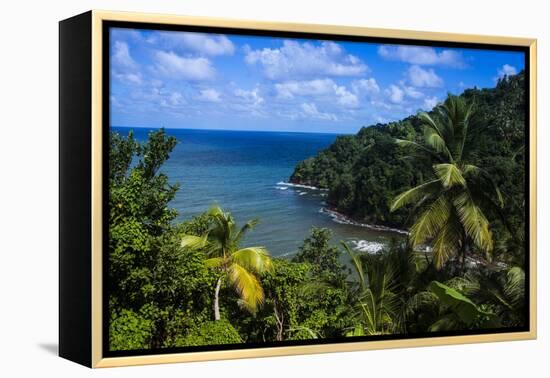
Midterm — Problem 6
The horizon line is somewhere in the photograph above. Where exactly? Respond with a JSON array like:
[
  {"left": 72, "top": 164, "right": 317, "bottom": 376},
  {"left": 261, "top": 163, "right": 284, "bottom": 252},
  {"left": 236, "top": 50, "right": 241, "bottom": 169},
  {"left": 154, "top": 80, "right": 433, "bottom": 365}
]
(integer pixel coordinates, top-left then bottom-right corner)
[{"left": 110, "top": 125, "right": 354, "bottom": 135}]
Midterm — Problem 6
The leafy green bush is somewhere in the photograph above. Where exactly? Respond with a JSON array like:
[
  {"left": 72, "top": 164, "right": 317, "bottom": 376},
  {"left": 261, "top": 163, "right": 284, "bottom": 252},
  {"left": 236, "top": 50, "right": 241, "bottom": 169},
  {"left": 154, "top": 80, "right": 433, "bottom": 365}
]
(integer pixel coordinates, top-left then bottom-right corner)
[
  {"left": 177, "top": 319, "right": 242, "bottom": 346},
  {"left": 293, "top": 227, "right": 345, "bottom": 284},
  {"left": 109, "top": 308, "right": 153, "bottom": 351}
]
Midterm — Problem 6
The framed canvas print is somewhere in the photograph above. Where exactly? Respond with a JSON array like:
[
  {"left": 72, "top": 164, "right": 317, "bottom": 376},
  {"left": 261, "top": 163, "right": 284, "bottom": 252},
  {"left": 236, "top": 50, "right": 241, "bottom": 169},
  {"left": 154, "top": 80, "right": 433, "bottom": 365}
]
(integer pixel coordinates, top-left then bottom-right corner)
[{"left": 59, "top": 10, "right": 537, "bottom": 368}]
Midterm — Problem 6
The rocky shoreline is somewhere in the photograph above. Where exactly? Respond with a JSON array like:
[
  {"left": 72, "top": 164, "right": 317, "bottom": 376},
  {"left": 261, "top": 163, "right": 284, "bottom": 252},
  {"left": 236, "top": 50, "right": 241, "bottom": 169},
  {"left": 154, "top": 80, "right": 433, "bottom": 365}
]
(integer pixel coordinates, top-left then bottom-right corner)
[{"left": 319, "top": 207, "right": 409, "bottom": 236}]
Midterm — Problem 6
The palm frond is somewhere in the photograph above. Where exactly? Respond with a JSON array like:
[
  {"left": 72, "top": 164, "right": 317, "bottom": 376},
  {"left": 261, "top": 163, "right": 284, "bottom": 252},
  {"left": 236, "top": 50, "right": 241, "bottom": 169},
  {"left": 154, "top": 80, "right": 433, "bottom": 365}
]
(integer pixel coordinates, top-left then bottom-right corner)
[
  {"left": 206, "top": 205, "right": 238, "bottom": 256},
  {"left": 345, "top": 325, "right": 365, "bottom": 337},
  {"left": 204, "top": 257, "right": 224, "bottom": 269},
  {"left": 341, "top": 241, "right": 366, "bottom": 290},
  {"left": 181, "top": 233, "right": 209, "bottom": 250},
  {"left": 431, "top": 219, "right": 462, "bottom": 269},
  {"left": 419, "top": 112, "right": 449, "bottom": 142},
  {"left": 463, "top": 164, "right": 504, "bottom": 208},
  {"left": 410, "top": 195, "right": 452, "bottom": 247},
  {"left": 227, "top": 263, "right": 264, "bottom": 313},
  {"left": 359, "top": 299, "right": 378, "bottom": 334},
  {"left": 390, "top": 179, "right": 440, "bottom": 212},
  {"left": 207, "top": 204, "right": 225, "bottom": 218},
  {"left": 440, "top": 96, "right": 459, "bottom": 139},
  {"left": 232, "top": 247, "right": 274, "bottom": 274},
  {"left": 234, "top": 218, "right": 260, "bottom": 243},
  {"left": 453, "top": 191, "right": 493, "bottom": 252},
  {"left": 357, "top": 265, "right": 400, "bottom": 335},
  {"left": 424, "top": 127, "right": 451, "bottom": 159},
  {"left": 433, "top": 163, "right": 466, "bottom": 188},
  {"left": 511, "top": 145, "right": 525, "bottom": 161},
  {"left": 394, "top": 138, "right": 442, "bottom": 162},
  {"left": 503, "top": 267, "right": 525, "bottom": 309},
  {"left": 455, "top": 101, "right": 474, "bottom": 161}
]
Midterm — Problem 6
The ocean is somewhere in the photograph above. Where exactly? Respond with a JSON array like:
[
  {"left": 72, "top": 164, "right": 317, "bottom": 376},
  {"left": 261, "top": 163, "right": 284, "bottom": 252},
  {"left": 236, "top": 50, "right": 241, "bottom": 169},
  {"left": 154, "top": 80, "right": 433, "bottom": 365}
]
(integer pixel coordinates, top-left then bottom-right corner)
[{"left": 112, "top": 127, "right": 404, "bottom": 258}]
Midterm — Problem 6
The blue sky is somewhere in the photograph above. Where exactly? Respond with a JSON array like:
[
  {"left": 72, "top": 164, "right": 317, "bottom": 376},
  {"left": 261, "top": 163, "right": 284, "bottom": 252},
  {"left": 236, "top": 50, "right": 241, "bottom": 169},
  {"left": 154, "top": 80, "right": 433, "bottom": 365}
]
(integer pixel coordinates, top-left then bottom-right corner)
[{"left": 110, "top": 27, "right": 525, "bottom": 134}]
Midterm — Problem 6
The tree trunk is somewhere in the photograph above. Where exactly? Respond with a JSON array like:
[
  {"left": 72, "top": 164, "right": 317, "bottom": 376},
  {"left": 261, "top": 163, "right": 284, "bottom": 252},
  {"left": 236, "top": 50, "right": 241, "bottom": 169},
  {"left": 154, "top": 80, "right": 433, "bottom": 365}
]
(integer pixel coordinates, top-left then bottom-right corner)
[
  {"left": 273, "top": 298, "right": 284, "bottom": 341},
  {"left": 213, "top": 277, "right": 222, "bottom": 321}
]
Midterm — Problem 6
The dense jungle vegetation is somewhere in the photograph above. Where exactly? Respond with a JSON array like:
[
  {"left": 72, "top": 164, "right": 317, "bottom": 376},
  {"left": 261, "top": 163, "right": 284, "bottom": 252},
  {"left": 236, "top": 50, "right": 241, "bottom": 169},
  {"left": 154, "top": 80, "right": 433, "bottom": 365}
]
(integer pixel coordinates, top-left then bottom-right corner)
[
  {"left": 109, "top": 72, "right": 527, "bottom": 351},
  {"left": 291, "top": 72, "right": 526, "bottom": 237}
]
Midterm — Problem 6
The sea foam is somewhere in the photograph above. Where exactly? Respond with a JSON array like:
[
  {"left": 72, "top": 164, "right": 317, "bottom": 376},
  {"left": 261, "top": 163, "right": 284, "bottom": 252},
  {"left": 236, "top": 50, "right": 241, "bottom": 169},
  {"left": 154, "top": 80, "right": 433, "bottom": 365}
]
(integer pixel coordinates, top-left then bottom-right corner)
[
  {"left": 349, "top": 239, "right": 386, "bottom": 253},
  {"left": 319, "top": 208, "right": 409, "bottom": 235},
  {"left": 276, "top": 181, "right": 329, "bottom": 191}
]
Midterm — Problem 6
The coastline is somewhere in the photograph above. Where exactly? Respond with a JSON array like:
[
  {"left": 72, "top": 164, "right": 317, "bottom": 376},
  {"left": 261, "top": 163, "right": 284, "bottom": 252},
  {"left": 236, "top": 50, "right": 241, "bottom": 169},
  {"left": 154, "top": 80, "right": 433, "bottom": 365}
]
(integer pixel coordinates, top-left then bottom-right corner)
[
  {"left": 319, "top": 207, "right": 409, "bottom": 236},
  {"left": 279, "top": 180, "right": 409, "bottom": 236},
  {"left": 276, "top": 181, "right": 329, "bottom": 191}
]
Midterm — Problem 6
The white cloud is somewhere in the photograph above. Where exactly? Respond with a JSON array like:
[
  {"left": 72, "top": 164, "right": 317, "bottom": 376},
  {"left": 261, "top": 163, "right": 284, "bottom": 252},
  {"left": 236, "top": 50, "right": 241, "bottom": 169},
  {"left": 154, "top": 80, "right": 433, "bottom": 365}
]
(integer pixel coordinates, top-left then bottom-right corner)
[
  {"left": 423, "top": 96, "right": 439, "bottom": 110},
  {"left": 386, "top": 85, "right": 405, "bottom": 104},
  {"left": 110, "top": 95, "right": 122, "bottom": 108},
  {"left": 300, "top": 102, "right": 338, "bottom": 121},
  {"left": 125, "top": 86, "right": 190, "bottom": 112},
  {"left": 407, "top": 65, "right": 443, "bottom": 87},
  {"left": 155, "top": 31, "right": 235, "bottom": 56},
  {"left": 379, "top": 80, "right": 433, "bottom": 113},
  {"left": 371, "top": 100, "right": 392, "bottom": 110},
  {"left": 169, "top": 92, "right": 185, "bottom": 106},
  {"left": 275, "top": 79, "right": 334, "bottom": 98},
  {"left": 155, "top": 91, "right": 186, "bottom": 108},
  {"left": 197, "top": 88, "right": 221, "bottom": 102},
  {"left": 112, "top": 72, "right": 143, "bottom": 85},
  {"left": 378, "top": 45, "right": 465, "bottom": 68},
  {"left": 111, "top": 41, "right": 143, "bottom": 86},
  {"left": 334, "top": 85, "right": 359, "bottom": 107},
  {"left": 401, "top": 83, "right": 424, "bottom": 99},
  {"left": 154, "top": 51, "right": 215, "bottom": 80},
  {"left": 275, "top": 78, "right": 358, "bottom": 107},
  {"left": 496, "top": 64, "right": 517, "bottom": 79},
  {"left": 112, "top": 41, "right": 137, "bottom": 69},
  {"left": 245, "top": 40, "right": 368, "bottom": 79},
  {"left": 352, "top": 78, "right": 380, "bottom": 96},
  {"left": 234, "top": 88, "right": 264, "bottom": 107}
]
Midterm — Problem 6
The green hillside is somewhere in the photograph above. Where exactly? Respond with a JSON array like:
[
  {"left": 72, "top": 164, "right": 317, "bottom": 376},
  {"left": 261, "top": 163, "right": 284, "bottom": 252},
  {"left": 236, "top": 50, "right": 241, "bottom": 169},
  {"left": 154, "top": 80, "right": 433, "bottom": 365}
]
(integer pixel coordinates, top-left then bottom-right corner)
[{"left": 290, "top": 72, "right": 526, "bottom": 249}]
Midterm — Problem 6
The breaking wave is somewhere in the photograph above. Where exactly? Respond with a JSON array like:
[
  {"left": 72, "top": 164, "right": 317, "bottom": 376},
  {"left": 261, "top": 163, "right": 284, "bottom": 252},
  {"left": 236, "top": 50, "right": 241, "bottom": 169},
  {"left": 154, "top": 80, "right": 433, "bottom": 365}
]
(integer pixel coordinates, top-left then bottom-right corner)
[
  {"left": 349, "top": 239, "right": 386, "bottom": 254},
  {"left": 319, "top": 207, "right": 409, "bottom": 235},
  {"left": 276, "top": 181, "right": 329, "bottom": 191}
]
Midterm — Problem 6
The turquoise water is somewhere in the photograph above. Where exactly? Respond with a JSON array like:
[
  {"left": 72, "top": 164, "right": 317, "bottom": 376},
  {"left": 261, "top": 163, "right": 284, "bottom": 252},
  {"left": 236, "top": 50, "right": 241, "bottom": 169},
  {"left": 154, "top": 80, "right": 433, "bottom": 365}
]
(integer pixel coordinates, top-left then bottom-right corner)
[{"left": 113, "top": 127, "right": 403, "bottom": 257}]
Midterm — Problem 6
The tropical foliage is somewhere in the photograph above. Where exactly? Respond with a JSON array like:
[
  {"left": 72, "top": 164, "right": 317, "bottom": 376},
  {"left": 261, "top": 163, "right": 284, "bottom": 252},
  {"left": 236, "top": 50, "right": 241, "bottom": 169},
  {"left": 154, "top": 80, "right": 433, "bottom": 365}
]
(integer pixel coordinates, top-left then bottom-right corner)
[
  {"left": 290, "top": 72, "right": 526, "bottom": 237},
  {"left": 108, "top": 72, "right": 527, "bottom": 351},
  {"left": 390, "top": 95, "right": 503, "bottom": 269},
  {"left": 342, "top": 242, "right": 400, "bottom": 335},
  {"left": 181, "top": 205, "right": 274, "bottom": 320}
]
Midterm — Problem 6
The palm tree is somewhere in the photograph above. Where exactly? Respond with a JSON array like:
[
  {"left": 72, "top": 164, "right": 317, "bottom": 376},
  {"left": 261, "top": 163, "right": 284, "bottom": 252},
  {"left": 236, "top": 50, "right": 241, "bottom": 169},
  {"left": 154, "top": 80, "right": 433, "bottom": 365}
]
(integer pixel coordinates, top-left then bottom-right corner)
[
  {"left": 342, "top": 242, "right": 400, "bottom": 335},
  {"left": 403, "top": 274, "right": 507, "bottom": 332},
  {"left": 181, "top": 205, "right": 273, "bottom": 320},
  {"left": 455, "top": 266, "right": 526, "bottom": 327},
  {"left": 390, "top": 95, "right": 503, "bottom": 270}
]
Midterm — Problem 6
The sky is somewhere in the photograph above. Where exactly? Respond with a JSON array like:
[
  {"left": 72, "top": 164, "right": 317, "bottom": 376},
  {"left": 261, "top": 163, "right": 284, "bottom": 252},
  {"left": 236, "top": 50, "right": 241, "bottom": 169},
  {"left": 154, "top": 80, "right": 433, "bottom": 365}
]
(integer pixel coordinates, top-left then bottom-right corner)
[{"left": 109, "top": 27, "right": 525, "bottom": 134}]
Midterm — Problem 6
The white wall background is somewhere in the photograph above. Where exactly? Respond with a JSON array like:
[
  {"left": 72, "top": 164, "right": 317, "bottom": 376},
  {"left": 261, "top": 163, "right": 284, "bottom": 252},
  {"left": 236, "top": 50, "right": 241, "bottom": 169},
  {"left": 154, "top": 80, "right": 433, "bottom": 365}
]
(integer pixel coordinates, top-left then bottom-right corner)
[{"left": 0, "top": 0, "right": 547, "bottom": 376}]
